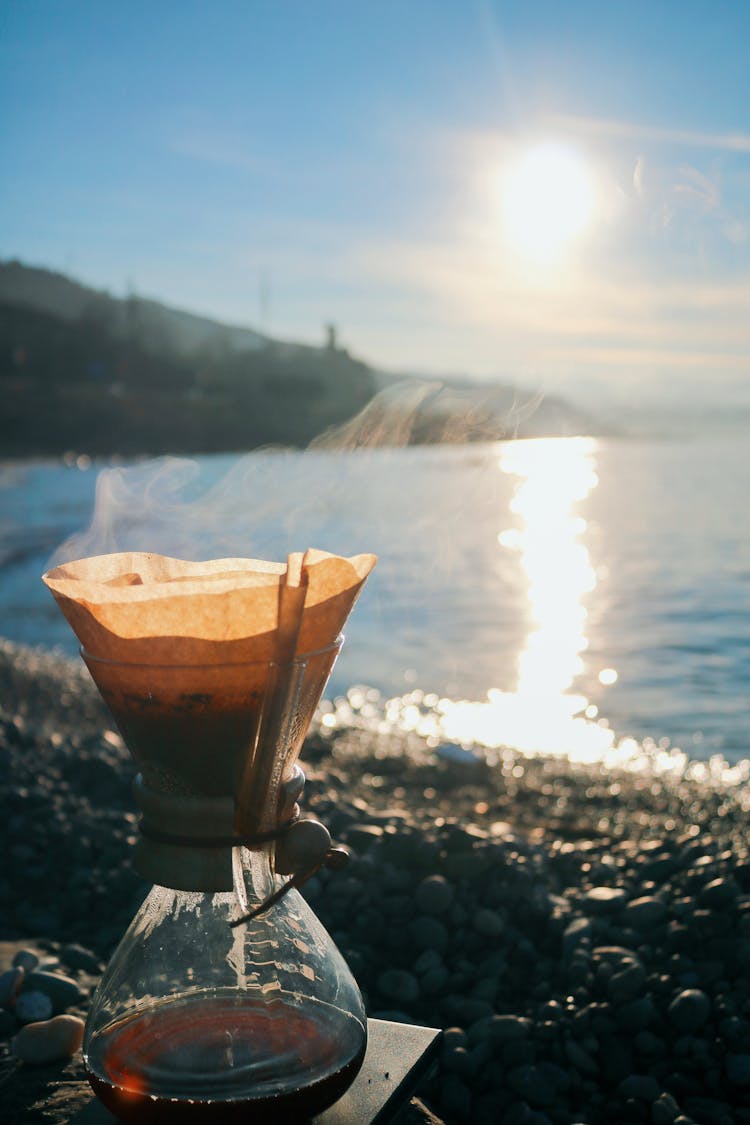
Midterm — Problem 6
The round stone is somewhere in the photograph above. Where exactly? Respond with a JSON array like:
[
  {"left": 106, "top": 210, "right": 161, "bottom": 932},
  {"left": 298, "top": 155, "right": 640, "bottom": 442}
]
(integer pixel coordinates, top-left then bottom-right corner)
[
  {"left": 415, "top": 874, "right": 454, "bottom": 916},
  {"left": 607, "top": 962, "right": 647, "bottom": 1005},
  {"left": 474, "top": 908, "right": 504, "bottom": 938},
  {"left": 442, "top": 1026, "right": 468, "bottom": 1050},
  {"left": 420, "top": 967, "right": 449, "bottom": 996},
  {"left": 440, "top": 1074, "right": 472, "bottom": 1119},
  {"left": 623, "top": 896, "right": 668, "bottom": 930},
  {"left": 13, "top": 1014, "right": 84, "bottom": 1064},
  {"left": 376, "top": 968, "right": 419, "bottom": 1003},
  {"left": 563, "top": 917, "right": 592, "bottom": 956},
  {"left": 15, "top": 990, "right": 53, "bottom": 1024},
  {"left": 584, "top": 887, "right": 628, "bottom": 913},
  {"left": 617, "top": 996, "right": 656, "bottom": 1032},
  {"left": 726, "top": 1053, "right": 750, "bottom": 1086},
  {"left": 699, "top": 877, "right": 739, "bottom": 909},
  {"left": 0, "top": 967, "right": 25, "bottom": 1009},
  {"left": 12, "top": 949, "right": 39, "bottom": 973},
  {"left": 616, "top": 1074, "right": 660, "bottom": 1101},
  {"left": 22, "top": 972, "right": 83, "bottom": 1015},
  {"left": 60, "top": 944, "right": 101, "bottom": 974},
  {"left": 414, "top": 949, "right": 442, "bottom": 975},
  {"left": 409, "top": 915, "right": 449, "bottom": 954},
  {"left": 506, "top": 1064, "right": 556, "bottom": 1108},
  {"left": 668, "top": 989, "right": 711, "bottom": 1033},
  {"left": 651, "top": 1091, "right": 680, "bottom": 1123}
]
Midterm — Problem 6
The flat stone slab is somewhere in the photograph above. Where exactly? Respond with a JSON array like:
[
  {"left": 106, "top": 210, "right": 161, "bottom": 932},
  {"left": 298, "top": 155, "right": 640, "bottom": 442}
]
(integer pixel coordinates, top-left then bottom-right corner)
[{"left": 70, "top": 1018, "right": 442, "bottom": 1124}]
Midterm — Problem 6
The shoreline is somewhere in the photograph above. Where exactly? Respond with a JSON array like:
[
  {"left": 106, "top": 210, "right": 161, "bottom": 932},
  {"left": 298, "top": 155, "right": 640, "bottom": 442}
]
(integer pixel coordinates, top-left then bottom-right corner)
[{"left": 1, "top": 640, "right": 749, "bottom": 1123}]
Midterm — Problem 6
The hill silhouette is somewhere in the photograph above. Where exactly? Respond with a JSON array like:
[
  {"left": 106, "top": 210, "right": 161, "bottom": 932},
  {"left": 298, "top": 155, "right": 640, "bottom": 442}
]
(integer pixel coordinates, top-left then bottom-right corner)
[{"left": 0, "top": 261, "right": 601, "bottom": 457}]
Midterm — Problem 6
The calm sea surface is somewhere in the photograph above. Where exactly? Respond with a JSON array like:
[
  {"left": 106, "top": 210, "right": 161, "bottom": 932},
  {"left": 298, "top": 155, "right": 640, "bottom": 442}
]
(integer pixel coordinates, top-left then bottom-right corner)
[{"left": 1, "top": 436, "right": 748, "bottom": 765}]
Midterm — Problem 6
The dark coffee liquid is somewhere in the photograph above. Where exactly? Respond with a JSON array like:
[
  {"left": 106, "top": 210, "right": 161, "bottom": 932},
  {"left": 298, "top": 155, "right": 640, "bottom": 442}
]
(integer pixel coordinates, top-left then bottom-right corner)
[{"left": 85, "top": 992, "right": 366, "bottom": 1123}]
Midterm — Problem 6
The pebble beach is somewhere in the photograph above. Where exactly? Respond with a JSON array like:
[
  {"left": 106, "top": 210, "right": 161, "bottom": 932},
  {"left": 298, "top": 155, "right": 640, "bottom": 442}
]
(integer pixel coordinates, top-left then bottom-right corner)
[{"left": 1, "top": 639, "right": 750, "bottom": 1124}]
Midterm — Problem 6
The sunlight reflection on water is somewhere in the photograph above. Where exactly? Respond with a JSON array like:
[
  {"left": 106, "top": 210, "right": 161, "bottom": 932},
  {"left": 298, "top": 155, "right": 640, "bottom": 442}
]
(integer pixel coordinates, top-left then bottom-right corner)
[{"left": 436, "top": 437, "right": 618, "bottom": 761}]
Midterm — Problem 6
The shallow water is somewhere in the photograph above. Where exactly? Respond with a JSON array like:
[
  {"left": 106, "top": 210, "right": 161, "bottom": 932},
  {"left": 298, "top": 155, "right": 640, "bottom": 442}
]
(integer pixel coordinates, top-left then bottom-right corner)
[{"left": 1, "top": 436, "right": 748, "bottom": 764}]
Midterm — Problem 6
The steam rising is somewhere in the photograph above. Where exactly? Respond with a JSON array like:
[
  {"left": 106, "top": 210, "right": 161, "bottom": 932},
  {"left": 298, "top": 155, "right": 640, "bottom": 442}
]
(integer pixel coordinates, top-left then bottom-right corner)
[{"left": 48, "top": 380, "right": 540, "bottom": 568}]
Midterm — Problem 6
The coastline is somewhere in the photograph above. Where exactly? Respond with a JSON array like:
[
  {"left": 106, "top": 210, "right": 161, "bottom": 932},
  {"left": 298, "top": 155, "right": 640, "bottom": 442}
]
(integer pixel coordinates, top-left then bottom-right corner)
[{"left": 1, "top": 640, "right": 749, "bottom": 1123}]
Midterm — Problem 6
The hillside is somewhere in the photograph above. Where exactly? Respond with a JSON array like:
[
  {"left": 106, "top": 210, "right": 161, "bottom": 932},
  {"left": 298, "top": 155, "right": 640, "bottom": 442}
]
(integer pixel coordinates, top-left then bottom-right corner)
[
  {"left": 0, "top": 261, "right": 603, "bottom": 457},
  {"left": 0, "top": 262, "right": 377, "bottom": 456}
]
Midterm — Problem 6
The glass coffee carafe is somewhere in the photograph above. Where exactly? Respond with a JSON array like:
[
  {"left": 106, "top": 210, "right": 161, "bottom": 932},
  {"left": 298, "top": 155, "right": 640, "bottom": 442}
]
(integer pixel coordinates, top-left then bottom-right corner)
[{"left": 77, "top": 640, "right": 366, "bottom": 1123}]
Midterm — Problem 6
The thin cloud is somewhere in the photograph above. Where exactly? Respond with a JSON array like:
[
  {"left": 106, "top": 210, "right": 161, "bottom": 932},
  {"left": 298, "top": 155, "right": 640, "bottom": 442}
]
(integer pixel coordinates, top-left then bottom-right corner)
[
  {"left": 352, "top": 231, "right": 750, "bottom": 382},
  {"left": 549, "top": 114, "right": 750, "bottom": 154}
]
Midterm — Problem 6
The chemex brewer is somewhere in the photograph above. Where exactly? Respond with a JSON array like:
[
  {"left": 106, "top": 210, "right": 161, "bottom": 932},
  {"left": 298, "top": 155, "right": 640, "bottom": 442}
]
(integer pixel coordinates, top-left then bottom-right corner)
[{"left": 43, "top": 548, "right": 376, "bottom": 1122}]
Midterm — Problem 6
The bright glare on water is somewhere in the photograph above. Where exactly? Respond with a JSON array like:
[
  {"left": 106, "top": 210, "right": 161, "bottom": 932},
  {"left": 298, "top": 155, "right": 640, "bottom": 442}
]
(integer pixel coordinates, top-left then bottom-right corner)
[{"left": 439, "top": 437, "right": 615, "bottom": 761}]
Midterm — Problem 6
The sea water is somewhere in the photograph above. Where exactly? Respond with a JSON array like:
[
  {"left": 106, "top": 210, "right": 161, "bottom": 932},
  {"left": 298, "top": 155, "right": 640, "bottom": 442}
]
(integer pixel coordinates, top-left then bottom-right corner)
[{"left": 1, "top": 436, "right": 748, "bottom": 764}]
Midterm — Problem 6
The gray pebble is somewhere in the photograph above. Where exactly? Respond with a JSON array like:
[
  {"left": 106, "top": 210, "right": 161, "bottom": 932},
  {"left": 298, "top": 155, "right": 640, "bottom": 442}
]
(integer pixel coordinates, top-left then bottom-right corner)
[
  {"left": 60, "top": 943, "right": 101, "bottom": 973},
  {"left": 15, "top": 990, "right": 54, "bottom": 1024},
  {"left": 726, "top": 1053, "right": 750, "bottom": 1085},
  {"left": 409, "top": 915, "right": 449, "bottom": 954},
  {"left": 415, "top": 874, "right": 454, "bottom": 916},
  {"left": 342, "top": 822, "right": 382, "bottom": 851},
  {"left": 491, "top": 1014, "right": 532, "bottom": 1043},
  {"left": 651, "top": 1091, "right": 681, "bottom": 1124},
  {"left": 22, "top": 971, "right": 84, "bottom": 1014},
  {"left": 507, "top": 1064, "right": 556, "bottom": 1108},
  {"left": 0, "top": 966, "right": 24, "bottom": 1008},
  {"left": 699, "top": 877, "right": 739, "bottom": 909},
  {"left": 13, "top": 1014, "right": 84, "bottom": 1064},
  {"left": 441, "top": 1026, "right": 467, "bottom": 1051},
  {"left": 12, "top": 949, "right": 39, "bottom": 973},
  {"left": 564, "top": 1037, "right": 598, "bottom": 1075},
  {"left": 443, "top": 996, "right": 494, "bottom": 1024},
  {"left": 377, "top": 968, "right": 419, "bottom": 1003},
  {"left": 624, "top": 896, "right": 668, "bottom": 930},
  {"left": 668, "top": 989, "right": 711, "bottom": 1034},
  {"left": 420, "top": 967, "right": 449, "bottom": 996},
  {"left": 634, "top": 1030, "right": 667, "bottom": 1055},
  {"left": 617, "top": 1074, "right": 661, "bottom": 1101},
  {"left": 474, "top": 907, "right": 505, "bottom": 938},
  {"left": 563, "top": 917, "right": 592, "bottom": 956},
  {"left": 594, "top": 945, "right": 641, "bottom": 964},
  {"left": 608, "top": 962, "right": 648, "bottom": 1005},
  {"left": 502, "top": 1104, "right": 531, "bottom": 1125},
  {"left": 414, "top": 949, "right": 442, "bottom": 975},
  {"left": 443, "top": 1044, "right": 476, "bottom": 1079},
  {"left": 584, "top": 887, "right": 628, "bottom": 913},
  {"left": 440, "top": 1073, "right": 472, "bottom": 1118},
  {"left": 618, "top": 996, "right": 656, "bottom": 1032}
]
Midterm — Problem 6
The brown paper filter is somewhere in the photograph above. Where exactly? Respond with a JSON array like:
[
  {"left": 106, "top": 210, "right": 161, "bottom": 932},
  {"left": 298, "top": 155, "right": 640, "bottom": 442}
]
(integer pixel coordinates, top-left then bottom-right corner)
[
  {"left": 43, "top": 549, "right": 375, "bottom": 665},
  {"left": 42, "top": 550, "right": 376, "bottom": 840}
]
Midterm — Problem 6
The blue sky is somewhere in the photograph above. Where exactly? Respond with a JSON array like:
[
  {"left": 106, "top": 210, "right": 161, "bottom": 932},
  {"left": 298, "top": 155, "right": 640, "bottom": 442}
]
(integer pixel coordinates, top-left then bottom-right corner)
[{"left": 2, "top": 1, "right": 749, "bottom": 410}]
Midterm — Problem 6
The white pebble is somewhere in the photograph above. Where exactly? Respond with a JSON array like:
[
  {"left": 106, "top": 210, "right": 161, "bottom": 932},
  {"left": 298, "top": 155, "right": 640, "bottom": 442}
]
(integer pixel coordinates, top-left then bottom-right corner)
[{"left": 13, "top": 1014, "right": 84, "bottom": 1064}]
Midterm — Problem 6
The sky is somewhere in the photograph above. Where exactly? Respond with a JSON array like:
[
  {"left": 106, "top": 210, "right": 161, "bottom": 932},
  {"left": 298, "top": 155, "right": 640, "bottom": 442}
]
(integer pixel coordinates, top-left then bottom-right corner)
[{"left": 2, "top": 0, "right": 749, "bottom": 415}]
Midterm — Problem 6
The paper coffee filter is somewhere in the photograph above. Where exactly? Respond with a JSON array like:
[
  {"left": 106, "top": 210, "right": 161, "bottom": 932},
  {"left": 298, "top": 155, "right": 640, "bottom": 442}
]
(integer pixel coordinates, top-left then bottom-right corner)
[{"left": 43, "top": 549, "right": 377, "bottom": 665}]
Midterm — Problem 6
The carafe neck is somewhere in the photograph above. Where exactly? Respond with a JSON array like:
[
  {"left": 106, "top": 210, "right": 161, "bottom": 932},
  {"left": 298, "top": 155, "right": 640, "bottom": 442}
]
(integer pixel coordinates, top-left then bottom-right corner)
[{"left": 133, "top": 773, "right": 276, "bottom": 895}]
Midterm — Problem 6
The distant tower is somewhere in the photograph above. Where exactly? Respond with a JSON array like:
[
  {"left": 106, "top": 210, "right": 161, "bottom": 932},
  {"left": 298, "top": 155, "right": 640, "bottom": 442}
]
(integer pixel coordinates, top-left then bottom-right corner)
[{"left": 325, "top": 322, "right": 338, "bottom": 351}]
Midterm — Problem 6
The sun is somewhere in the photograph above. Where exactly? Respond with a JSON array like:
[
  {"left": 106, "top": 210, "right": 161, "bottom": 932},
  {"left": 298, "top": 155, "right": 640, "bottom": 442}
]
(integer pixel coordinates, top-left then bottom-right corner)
[{"left": 501, "top": 143, "right": 596, "bottom": 263}]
